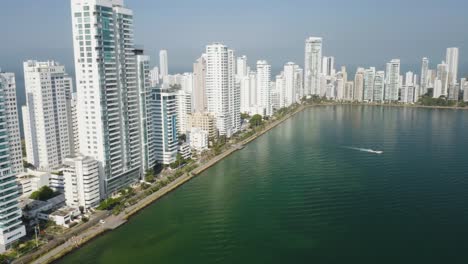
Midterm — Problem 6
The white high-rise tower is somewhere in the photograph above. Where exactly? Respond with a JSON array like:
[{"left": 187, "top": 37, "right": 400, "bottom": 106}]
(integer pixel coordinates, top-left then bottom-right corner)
[
  {"left": 284, "top": 62, "right": 298, "bottom": 107},
  {"left": 446, "top": 47, "right": 459, "bottom": 85},
  {"left": 0, "top": 72, "right": 23, "bottom": 174},
  {"left": 420, "top": 57, "right": 429, "bottom": 95},
  {"left": 385, "top": 59, "right": 401, "bottom": 101},
  {"left": 205, "top": 43, "right": 239, "bottom": 137},
  {"left": 193, "top": 54, "right": 207, "bottom": 113},
  {"left": 363, "top": 67, "right": 376, "bottom": 102},
  {"left": 22, "top": 60, "right": 73, "bottom": 171},
  {"left": 0, "top": 71, "right": 26, "bottom": 253},
  {"left": 305, "top": 37, "right": 323, "bottom": 96},
  {"left": 160, "top": 49, "right": 169, "bottom": 79},
  {"left": 256, "top": 60, "right": 272, "bottom": 116},
  {"left": 71, "top": 0, "right": 141, "bottom": 195}
]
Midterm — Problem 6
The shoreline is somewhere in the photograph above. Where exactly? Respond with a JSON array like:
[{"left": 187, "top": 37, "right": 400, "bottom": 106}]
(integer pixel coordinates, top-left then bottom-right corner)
[
  {"left": 21, "top": 104, "right": 307, "bottom": 264},
  {"left": 15, "top": 102, "right": 467, "bottom": 263}
]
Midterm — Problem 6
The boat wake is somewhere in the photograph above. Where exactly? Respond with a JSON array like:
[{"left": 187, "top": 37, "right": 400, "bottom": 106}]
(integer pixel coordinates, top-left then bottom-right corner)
[{"left": 344, "top": 147, "right": 383, "bottom": 154}]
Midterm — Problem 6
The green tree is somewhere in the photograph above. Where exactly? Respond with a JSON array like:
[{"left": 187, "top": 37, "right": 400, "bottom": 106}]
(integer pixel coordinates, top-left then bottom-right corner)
[
  {"left": 170, "top": 153, "right": 186, "bottom": 169},
  {"left": 240, "top": 113, "right": 250, "bottom": 120},
  {"left": 249, "top": 114, "right": 263, "bottom": 128},
  {"left": 97, "top": 197, "right": 121, "bottom": 210},
  {"left": 0, "top": 254, "right": 10, "bottom": 263},
  {"left": 178, "top": 134, "right": 187, "bottom": 143},
  {"left": 145, "top": 169, "right": 155, "bottom": 183},
  {"left": 30, "top": 186, "right": 59, "bottom": 201}
]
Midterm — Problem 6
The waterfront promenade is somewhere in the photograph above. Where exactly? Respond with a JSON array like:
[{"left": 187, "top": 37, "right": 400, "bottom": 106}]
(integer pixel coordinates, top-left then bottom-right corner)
[{"left": 15, "top": 104, "right": 306, "bottom": 264}]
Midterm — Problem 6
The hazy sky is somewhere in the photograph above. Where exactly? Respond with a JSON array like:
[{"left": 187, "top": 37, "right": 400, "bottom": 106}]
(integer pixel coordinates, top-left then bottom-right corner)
[{"left": 1, "top": 0, "right": 467, "bottom": 76}]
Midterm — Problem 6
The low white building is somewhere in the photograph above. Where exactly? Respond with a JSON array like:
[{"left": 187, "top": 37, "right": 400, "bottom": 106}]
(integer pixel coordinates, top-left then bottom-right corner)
[
  {"left": 37, "top": 207, "right": 79, "bottom": 228},
  {"left": 63, "top": 156, "right": 101, "bottom": 210},
  {"left": 20, "top": 194, "right": 66, "bottom": 219},
  {"left": 17, "top": 170, "right": 50, "bottom": 197},
  {"left": 189, "top": 128, "right": 209, "bottom": 151}
]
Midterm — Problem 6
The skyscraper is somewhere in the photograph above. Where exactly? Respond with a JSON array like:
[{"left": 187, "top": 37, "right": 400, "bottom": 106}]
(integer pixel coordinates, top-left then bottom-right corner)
[
  {"left": 446, "top": 47, "right": 459, "bottom": 85},
  {"left": 256, "top": 60, "right": 272, "bottom": 116},
  {"left": 354, "top": 68, "right": 365, "bottom": 102},
  {"left": 22, "top": 60, "right": 73, "bottom": 171},
  {"left": 236, "top": 56, "right": 248, "bottom": 77},
  {"left": 135, "top": 49, "right": 156, "bottom": 172},
  {"left": 420, "top": 57, "right": 429, "bottom": 95},
  {"left": 284, "top": 62, "right": 298, "bottom": 107},
  {"left": 373, "top": 71, "right": 385, "bottom": 102},
  {"left": 193, "top": 55, "right": 207, "bottom": 113},
  {"left": 435, "top": 62, "right": 449, "bottom": 98},
  {"left": 0, "top": 72, "right": 23, "bottom": 174},
  {"left": 275, "top": 73, "right": 285, "bottom": 108},
  {"left": 160, "top": 49, "right": 169, "bottom": 79},
  {"left": 205, "top": 43, "right": 239, "bottom": 137},
  {"left": 151, "top": 86, "right": 178, "bottom": 164},
  {"left": 462, "top": 78, "right": 468, "bottom": 102},
  {"left": 304, "top": 37, "right": 322, "bottom": 96},
  {"left": 344, "top": 82, "right": 354, "bottom": 101},
  {"left": 322, "top": 56, "right": 335, "bottom": 76},
  {"left": 363, "top": 67, "right": 376, "bottom": 102},
  {"left": 71, "top": 0, "right": 141, "bottom": 195},
  {"left": 0, "top": 72, "right": 26, "bottom": 253},
  {"left": 149, "top": 66, "right": 159, "bottom": 87},
  {"left": 385, "top": 59, "right": 401, "bottom": 101},
  {"left": 239, "top": 73, "right": 251, "bottom": 113},
  {"left": 405, "top": 71, "right": 414, "bottom": 86}
]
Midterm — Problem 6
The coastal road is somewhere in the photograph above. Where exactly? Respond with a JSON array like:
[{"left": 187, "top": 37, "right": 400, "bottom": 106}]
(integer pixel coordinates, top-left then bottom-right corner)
[{"left": 28, "top": 215, "right": 125, "bottom": 264}]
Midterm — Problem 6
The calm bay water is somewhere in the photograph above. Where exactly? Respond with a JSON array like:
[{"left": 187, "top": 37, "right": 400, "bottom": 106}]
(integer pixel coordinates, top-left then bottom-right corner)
[{"left": 58, "top": 105, "right": 468, "bottom": 263}]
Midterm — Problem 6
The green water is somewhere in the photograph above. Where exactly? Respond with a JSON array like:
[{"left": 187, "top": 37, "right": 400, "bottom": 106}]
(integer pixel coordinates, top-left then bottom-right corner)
[{"left": 58, "top": 105, "right": 468, "bottom": 263}]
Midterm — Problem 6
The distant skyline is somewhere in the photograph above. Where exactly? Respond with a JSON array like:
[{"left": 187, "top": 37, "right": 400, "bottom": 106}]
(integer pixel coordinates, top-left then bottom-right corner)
[{"left": 1, "top": 0, "right": 467, "bottom": 74}]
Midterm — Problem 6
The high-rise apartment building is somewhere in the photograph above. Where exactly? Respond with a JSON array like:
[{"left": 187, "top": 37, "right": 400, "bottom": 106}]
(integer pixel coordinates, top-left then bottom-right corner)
[
  {"left": 462, "top": 78, "right": 468, "bottom": 102},
  {"left": 344, "top": 81, "right": 354, "bottom": 101},
  {"left": 373, "top": 71, "right": 385, "bottom": 102},
  {"left": 420, "top": 57, "right": 429, "bottom": 95},
  {"left": 149, "top": 66, "right": 159, "bottom": 87},
  {"left": 193, "top": 55, "right": 207, "bottom": 113},
  {"left": 0, "top": 72, "right": 23, "bottom": 174},
  {"left": 405, "top": 71, "right": 414, "bottom": 86},
  {"left": 363, "top": 67, "right": 376, "bottom": 102},
  {"left": 176, "top": 89, "right": 192, "bottom": 135},
  {"left": 354, "top": 68, "right": 365, "bottom": 102},
  {"left": 322, "top": 56, "right": 335, "bottom": 76},
  {"left": 305, "top": 37, "right": 322, "bottom": 96},
  {"left": 151, "top": 86, "right": 178, "bottom": 164},
  {"left": 159, "top": 49, "right": 169, "bottom": 79},
  {"left": 284, "top": 62, "right": 298, "bottom": 107},
  {"left": 135, "top": 50, "right": 156, "bottom": 172},
  {"left": 385, "top": 59, "right": 401, "bottom": 101},
  {"left": 236, "top": 56, "right": 248, "bottom": 77},
  {"left": 205, "top": 43, "right": 239, "bottom": 137},
  {"left": 70, "top": 93, "right": 80, "bottom": 154},
  {"left": 446, "top": 47, "right": 459, "bottom": 85},
  {"left": 23, "top": 60, "right": 73, "bottom": 171},
  {"left": 434, "top": 62, "right": 449, "bottom": 98},
  {"left": 0, "top": 72, "right": 26, "bottom": 252},
  {"left": 256, "top": 60, "right": 272, "bottom": 116},
  {"left": 71, "top": 0, "right": 141, "bottom": 195}
]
